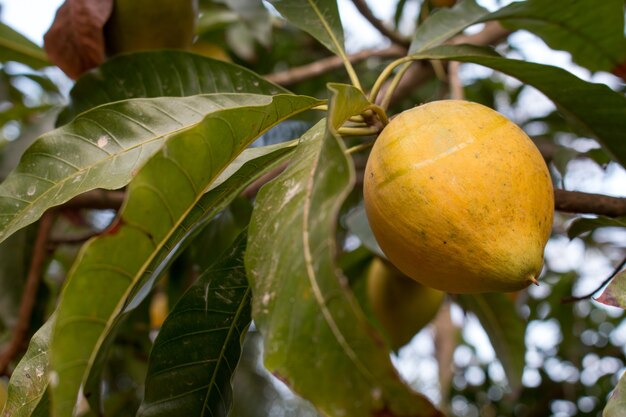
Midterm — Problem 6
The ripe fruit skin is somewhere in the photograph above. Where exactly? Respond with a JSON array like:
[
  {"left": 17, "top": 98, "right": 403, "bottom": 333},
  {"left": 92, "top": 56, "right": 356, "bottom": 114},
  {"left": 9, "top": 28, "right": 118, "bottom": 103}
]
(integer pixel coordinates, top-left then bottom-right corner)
[
  {"left": 105, "top": 0, "right": 198, "bottom": 56},
  {"left": 367, "top": 258, "right": 444, "bottom": 350},
  {"left": 364, "top": 100, "right": 553, "bottom": 293}
]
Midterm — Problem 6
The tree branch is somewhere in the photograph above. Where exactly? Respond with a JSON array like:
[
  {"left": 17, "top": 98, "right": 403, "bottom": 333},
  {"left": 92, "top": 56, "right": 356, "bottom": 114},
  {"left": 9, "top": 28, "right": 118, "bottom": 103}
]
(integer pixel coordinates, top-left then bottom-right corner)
[
  {"left": 265, "top": 46, "right": 406, "bottom": 87},
  {"left": 554, "top": 189, "right": 626, "bottom": 218},
  {"left": 351, "top": 0, "right": 410, "bottom": 47},
  {"left": 0, "top": 211, "right": 56, "bottom": 375}
]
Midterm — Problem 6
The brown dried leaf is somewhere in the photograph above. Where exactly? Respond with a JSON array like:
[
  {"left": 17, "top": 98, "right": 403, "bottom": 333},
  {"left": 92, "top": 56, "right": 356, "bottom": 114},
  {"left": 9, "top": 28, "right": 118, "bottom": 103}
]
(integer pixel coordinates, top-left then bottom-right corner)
[
  {"left": 595, "top": 270, "right": 626, "bottom": 309},
  {"left": 43, "top": 0, "right": 114, "bottom": 79}
]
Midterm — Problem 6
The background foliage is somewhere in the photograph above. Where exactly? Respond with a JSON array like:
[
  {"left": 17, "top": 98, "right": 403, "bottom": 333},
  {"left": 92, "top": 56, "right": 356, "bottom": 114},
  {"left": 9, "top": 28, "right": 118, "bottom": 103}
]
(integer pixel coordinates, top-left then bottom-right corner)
[{"left": 0, "top": 0, "right": 624, "bottom": 417}]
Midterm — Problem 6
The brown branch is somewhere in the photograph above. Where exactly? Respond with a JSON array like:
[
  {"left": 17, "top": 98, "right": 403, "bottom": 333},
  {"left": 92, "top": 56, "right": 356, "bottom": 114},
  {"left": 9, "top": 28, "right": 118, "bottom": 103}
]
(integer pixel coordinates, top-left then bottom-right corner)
[
  {"left": 0, "top": 212, "right": 56, "bottom": 375},
  {"left": 375, "top": 21, "right": 511, "bottom": 104},
  {"left": 62, "top": 189, "right": 125, "bottom": 210},
  {"left": 351, "top": 0, "right": 410, "bottom": 47},
  {"left": 265, "top": 46, "right": 406, "bottom": 87},
  {"left": 554, "top": 189, "right": 626, "bottom": 218}
]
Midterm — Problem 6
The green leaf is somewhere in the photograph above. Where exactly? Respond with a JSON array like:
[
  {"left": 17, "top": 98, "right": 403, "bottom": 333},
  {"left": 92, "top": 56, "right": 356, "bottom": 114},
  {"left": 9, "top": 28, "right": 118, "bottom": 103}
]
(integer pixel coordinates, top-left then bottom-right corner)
[
  {"left": 59, "top": 51, "right": 287, "bottom": 125},
  {"left": 246, "top": 85, "right": 442, "bottom": 416},
  {"left": 410, "top": 0, "right": 626, "bottom": 73},
  {"left": 49, "top": 94, "right": 319, "bottom": 417},
  {"left": 0, "top": 23, "right": 49, "bottom": 69},
  {"left": 409, "top": 0, "right": 489, "bottom": 53},
  {"left": 2, "top": 314, "right": 54, "bottom": 417},
  {"left": 489, "top": 0, "right": 626, "bottom": 72},
  {"left": 596, "top": 270, "right": 626, "bottom": 309},
  {"left": 409, "top": 44, "right": 626, "bottom": 167},
  {"left": 567, "top": 216, "right": 626, "bottom": 239},
  {"left": 138, "top": 233, "right": 251, "bottom": 417},
  {"left": 456, "top": 293, "right": 526, "bottom": 394},
  {"left": 267, "top": 0, "right": 346, "bottom": 58},
  {"left": 604, "top": 365, "right": 626, "bottom": 417},
  {"left": 0, "top": 93, "right": 282, "bottom": 245}
]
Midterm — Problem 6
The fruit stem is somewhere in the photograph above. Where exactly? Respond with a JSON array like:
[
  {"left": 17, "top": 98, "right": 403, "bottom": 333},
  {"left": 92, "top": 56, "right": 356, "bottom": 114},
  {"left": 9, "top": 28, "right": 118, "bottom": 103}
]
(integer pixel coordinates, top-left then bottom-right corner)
[
  {"left": 367, "top": 104, "right": 389, "bottom": 126},
  {"left": 379, "top": 61, "right": 412, "bottom": 111},
  {"left": 529, "top": 275, "right": 540, "bottom": 286},
  {"left": 368, "top": 56, "right": 412, "bottom": 103},
  {"left": 346, "top": 141, "right": 375, "bottom": 154},
  {"left": 338, "top": 126, "right": 381, "bottom": 137}
]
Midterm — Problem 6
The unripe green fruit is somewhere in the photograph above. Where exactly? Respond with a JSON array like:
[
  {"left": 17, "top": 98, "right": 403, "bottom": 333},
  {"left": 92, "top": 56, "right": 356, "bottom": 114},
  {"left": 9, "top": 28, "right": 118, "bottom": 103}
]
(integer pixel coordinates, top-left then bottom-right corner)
[
  {"left": 105, "top": 0, "right": 198, "bottom": 56},
  {"left": 367, "top": 258, "right": 444, "bottom": 350}
]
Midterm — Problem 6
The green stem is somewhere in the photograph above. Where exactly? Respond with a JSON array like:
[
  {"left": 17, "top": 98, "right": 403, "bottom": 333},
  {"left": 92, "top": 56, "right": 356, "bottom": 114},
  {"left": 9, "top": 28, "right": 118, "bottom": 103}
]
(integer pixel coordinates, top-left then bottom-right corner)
[
  {"left": 346, "top": 142, "right": 375, "bottom": 154},
  {"left": 380, "top": 61, "right": 413, "bottom": 110},
  {"left": 368, "top": 56, "right": 412, "bottom": 103},
  {"left": 338, "top": 126, "right": 381, "bottom": 137},
  {"left": 366, "top": 104, "right": 389, "bottom": 126}
]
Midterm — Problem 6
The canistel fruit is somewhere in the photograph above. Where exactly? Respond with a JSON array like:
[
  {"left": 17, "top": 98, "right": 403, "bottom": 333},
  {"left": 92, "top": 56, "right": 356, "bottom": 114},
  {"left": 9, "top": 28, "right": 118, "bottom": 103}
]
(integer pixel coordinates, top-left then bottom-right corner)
[
  {"left": 366, "top": 257, "right": 444, "bottom": 350},
  {"left": 363, "top": 100, "right": 554, "bottom": 293}
]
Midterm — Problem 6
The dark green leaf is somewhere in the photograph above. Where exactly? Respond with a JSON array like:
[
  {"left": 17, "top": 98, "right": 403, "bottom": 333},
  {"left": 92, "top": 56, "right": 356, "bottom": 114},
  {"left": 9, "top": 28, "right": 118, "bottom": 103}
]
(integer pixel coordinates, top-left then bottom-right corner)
[
  {"left": 457, "top": 293, "right": 526, "bottom": 394},
  {"left": 268, "top": 0, "right": 346, "bottom": 58},
  {"left": 246, "top": 84, "right": 442, "bottom": 416},
  {"left": 410, "top": 44, "right": 626, "bottom": 167},
  {"left": 567, "top": 216, "right": 626, "bottom": 239},
  {"left": 138, "top": 234, "right": 250, "bottom": 417},
  {"left": 409, "top": 0, "right": 489, "bottom": 53},
  {"left": 489, "top": 0, "right": 626, "bottom": 72},
  {"left": 59, "top": 51, "right": 287, "bottom": 124},
  {"left": 0, "top": 23, "right": 49, "bottom": 69},
  {"left": 2, "top": 314, "right": 54, "bottom": 417},
  {"left": 0, "top": 94, "right": 283, "bottom": 245},
  {"left": 50, "top": 95, "right": 319, "bottom": 417}
]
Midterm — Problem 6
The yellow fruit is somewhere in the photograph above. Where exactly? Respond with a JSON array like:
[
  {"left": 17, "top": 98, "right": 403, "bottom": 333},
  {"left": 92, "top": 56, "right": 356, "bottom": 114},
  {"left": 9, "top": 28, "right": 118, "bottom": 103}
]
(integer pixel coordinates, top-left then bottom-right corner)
[
  {"left": 367, "top": 257, "right": 444, "bottom": 350},
  {"left": 364, "top": 100, "right": 553, "bottom": 293},
  {"left": 105, "top": 0, "right": 198, "bottom": 56}
]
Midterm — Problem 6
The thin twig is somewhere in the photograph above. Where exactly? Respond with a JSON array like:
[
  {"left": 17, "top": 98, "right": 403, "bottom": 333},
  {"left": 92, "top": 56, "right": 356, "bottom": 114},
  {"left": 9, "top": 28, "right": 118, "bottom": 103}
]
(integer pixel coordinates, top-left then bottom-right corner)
[
  {"left": 265, "top": 45, "right": 406, "bottom": 87},
  {"left": 562, "top": 256, "right": 626, "bottom": 303},
  {"left": 351, "top": 0, "right": 410, "bottom": 47},
  {"left": 0, "top": 211, "right": 56, "bottom": 375}
]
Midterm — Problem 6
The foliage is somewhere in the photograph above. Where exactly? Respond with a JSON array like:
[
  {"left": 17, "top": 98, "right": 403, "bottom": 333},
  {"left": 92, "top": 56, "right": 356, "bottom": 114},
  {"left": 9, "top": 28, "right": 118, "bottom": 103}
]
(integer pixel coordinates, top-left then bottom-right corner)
[{"left": 0, "top": 1, "right": 624, "bottom": 417}]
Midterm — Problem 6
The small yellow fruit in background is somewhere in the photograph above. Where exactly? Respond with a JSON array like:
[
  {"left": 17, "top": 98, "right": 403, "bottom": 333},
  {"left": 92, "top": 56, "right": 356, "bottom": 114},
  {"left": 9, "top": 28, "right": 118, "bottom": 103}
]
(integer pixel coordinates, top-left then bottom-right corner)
[
  {"left": 367, "top": 257, "right": 444, "bottom": 350},
  {"left": 364, "top": 100, "right": 553, "bottom": 293},
  {"left": 105, "top": 0, "right": 198, "bottom": 56}
]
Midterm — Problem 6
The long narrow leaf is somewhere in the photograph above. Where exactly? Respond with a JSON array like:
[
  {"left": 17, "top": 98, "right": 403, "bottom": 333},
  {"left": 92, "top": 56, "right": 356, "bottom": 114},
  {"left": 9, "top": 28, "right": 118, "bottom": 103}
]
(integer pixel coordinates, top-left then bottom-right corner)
[
  {"left": 246, "top": 85, "right": 443, "bottom": 417},
  {"left": 138, "top": 234, "right": 251, "bottom": 417},
  {"left": 50, "top": 94, "right": 320, "bottom": 417},
  {"left": 0, "top": 22, "right": 49, "bottom": 69},
  {"left": 0, "top": 94, "right": 276, "bottom": 244},
  {"left": 2, "top": 314, "right": 54, "bottom": 417},
  {"left": 410, "top": 44, "right": 626, "bottom": 167},
  {"left": 268, "top": 0, "right": 345, "bottom": 58},
  {"left": 488, "top": 0, "right": 626, "bottom": 72},
  {"left": 59, "top": 51, "right": 287, "bottom": 124}
]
